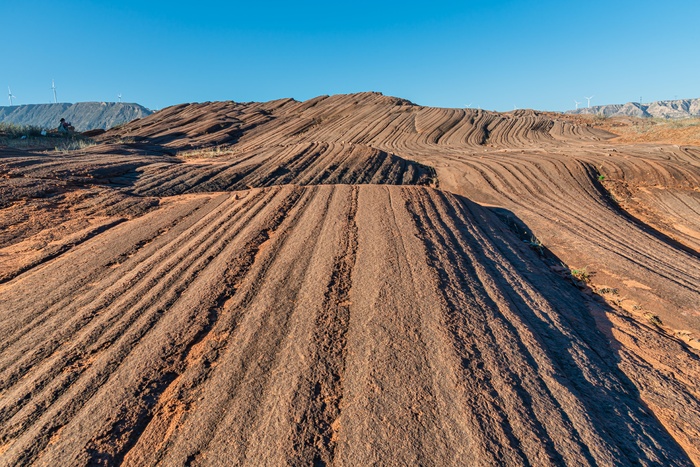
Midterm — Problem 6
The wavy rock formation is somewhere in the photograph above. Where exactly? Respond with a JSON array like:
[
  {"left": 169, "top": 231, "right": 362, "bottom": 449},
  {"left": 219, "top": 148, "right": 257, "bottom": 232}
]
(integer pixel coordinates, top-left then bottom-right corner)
[{"left": 1, "top": 92, "right": 699, "bottom": 465}]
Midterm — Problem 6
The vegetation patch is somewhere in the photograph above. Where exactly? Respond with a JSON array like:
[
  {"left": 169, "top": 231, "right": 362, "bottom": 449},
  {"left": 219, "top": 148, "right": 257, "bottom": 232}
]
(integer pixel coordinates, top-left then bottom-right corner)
[
  {"left": 570, "top": 267, "right": 590, "bottom": 283},
  {"left": 0, "top": 122, "right": 44, "bottom": 139},
  {"left": 644, "top": 312, "right": 663, "bottom": 327},
  {"left": 178, "top": 145, "right": 230, "bottom": 159},
  {"left": 1, "top": 122, "right": 96, "bottom": 151},
  {"left": 54, "top": 137, "right": 98, "bottom": 152}
]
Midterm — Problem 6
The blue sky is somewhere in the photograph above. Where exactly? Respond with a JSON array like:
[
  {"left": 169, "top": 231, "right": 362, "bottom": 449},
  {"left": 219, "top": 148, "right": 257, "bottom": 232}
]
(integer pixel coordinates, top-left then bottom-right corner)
[{"left": 3, "top": 1, "right": 699, "bottom": 111}]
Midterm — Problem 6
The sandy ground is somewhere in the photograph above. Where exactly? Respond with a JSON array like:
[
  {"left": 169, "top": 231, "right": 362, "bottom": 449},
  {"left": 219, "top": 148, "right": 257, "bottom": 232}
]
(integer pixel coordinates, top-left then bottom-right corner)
[{"left": 1, "top": 93, "right": 699, "bottom": 465}]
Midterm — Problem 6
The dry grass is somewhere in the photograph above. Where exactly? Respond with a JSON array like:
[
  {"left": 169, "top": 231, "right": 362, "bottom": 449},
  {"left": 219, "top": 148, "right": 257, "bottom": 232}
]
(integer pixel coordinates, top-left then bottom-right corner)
[
  {"left": 178, "top": 146, "right": 231, "bottom": 159},
  {"left": 0, "top": 123, "right": 97, "bottom": 151},
  {"left": 54, "top": 137, "right": 98, "bottom": 152}
]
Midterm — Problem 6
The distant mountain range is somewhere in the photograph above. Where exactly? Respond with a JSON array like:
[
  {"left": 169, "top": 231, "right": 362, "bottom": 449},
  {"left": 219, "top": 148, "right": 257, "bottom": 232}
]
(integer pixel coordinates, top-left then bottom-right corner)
[
  {"left": 0, "top": 102, "right": 153, "bottom": 131},
  {"left": 567, "top": 98, "right": 700, "bottom": 119}
]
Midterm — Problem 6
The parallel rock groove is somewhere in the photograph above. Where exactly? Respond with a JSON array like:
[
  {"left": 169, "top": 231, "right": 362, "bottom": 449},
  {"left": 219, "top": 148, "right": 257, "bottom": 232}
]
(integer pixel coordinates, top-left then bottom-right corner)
[{"left": 1, "top": 92, "right": 699, "bottom": 465}]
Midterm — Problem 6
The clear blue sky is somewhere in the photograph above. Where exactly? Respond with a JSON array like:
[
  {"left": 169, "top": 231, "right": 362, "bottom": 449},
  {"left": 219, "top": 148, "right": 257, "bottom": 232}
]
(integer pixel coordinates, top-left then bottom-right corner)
[{"left": 3, "top": 0, "right": 699, "bottom": 111}]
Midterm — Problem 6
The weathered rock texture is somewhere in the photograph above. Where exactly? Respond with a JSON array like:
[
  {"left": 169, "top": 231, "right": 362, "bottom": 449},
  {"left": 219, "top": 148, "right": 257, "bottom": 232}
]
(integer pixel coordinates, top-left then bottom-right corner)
[{"left": 1, "top": 92, "right": 699, "bottom": 466}]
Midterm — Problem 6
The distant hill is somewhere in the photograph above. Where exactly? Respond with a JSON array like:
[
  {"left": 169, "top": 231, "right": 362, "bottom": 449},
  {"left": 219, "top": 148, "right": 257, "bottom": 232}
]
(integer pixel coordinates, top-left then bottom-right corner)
[
  {"left": 0, "top": 102, "right": 153, "bottom": 131},
  {"left": 567, "top": 98, "right": 700, "bottom": 118}
]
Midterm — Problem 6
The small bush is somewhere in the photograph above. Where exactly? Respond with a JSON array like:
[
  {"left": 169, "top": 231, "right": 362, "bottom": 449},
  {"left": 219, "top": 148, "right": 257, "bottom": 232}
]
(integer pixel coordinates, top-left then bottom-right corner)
[
  {"left": 570, "top": 268, "right": 590, "bottom": 282},
  {"left": 525, "top": 236, "right": 544, "bottom": 255},
  {"left": 644, "top": 312, "right": 663, "bottom": 327},
  {"left": 0, "top": 122, "right": 44, "bottom": 138}
]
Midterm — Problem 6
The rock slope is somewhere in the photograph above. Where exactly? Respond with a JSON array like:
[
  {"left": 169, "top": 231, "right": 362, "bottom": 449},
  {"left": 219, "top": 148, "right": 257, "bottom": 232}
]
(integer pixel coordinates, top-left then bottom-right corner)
[{"left": 1, "top": 92, "right": 699, "bottom": 465}]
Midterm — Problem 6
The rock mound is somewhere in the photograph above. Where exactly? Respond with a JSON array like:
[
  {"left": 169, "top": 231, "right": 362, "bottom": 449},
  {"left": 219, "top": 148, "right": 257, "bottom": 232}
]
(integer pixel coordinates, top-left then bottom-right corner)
[{"left": 1, "top": 92, "right": 699, "bottom": 465}]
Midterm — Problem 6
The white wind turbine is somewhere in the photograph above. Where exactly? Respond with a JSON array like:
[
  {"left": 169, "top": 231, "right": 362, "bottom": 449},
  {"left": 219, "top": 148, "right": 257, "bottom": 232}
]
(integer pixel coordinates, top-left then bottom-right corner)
[
  {"left": 585, "top": 95, "right": 594, "bottom": 108},
  {"left": 574, "top": 99, "right": 581, "bottom": 110},
  {"left": 51, "top": 79, "right": 57, "bottom": 103},
  {"left": 118, "top": 93, "right": 122, "bottom": 103},
  {"left": 8, "top": 86, "right": 16, "bottom": 106},
  {"left": 465, "top": 103, "right": 472, "bottom": 108}
]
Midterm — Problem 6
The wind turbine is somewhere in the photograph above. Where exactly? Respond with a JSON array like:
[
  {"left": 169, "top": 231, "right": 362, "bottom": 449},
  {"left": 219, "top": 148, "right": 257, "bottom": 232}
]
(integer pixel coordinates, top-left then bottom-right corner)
[
  {"left": 51, "top": 79, "right": 57, "bottom": 103},
  {"left": 574, "top": 99, "right": 581, "bottom": 110},
  {"left": 8, "top": 86, "right": 16, "bottom": 106},
  {"left": 118, "top": 93, "right": 122, "bottom": 103},
  {"left": 585, "top": 95, "right": 594, "bottom": 108},
  {"left": 465, "top": 103, "right": 472, "bottom": 108}
]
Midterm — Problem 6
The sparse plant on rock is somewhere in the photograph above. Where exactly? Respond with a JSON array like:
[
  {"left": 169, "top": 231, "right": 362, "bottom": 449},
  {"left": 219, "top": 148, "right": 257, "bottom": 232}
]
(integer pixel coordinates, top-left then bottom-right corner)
[
  {"left": 570, "top": 267, "right": 590, "bottom": 283},
  {"left": 645, "top": 312, "right": 663, "bottom": 327},
  {"left": 179, "top": 145, "right": 228, "bottom": 159},
  {"left": 525, "top": 236, "right": 544, "bottom": 255},
  {"left": 54, "top": 137, "right": 97, "bottom": 152}
]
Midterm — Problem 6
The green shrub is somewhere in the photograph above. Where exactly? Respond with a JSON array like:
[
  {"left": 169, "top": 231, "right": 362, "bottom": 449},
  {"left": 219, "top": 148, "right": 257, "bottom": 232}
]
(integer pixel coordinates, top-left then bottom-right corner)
[
  {"left": 570, "top": 268, "right": 590, "bottom": 282},
  {"left": 0, "top": 122, "right": 44, "bottom": 138}
]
